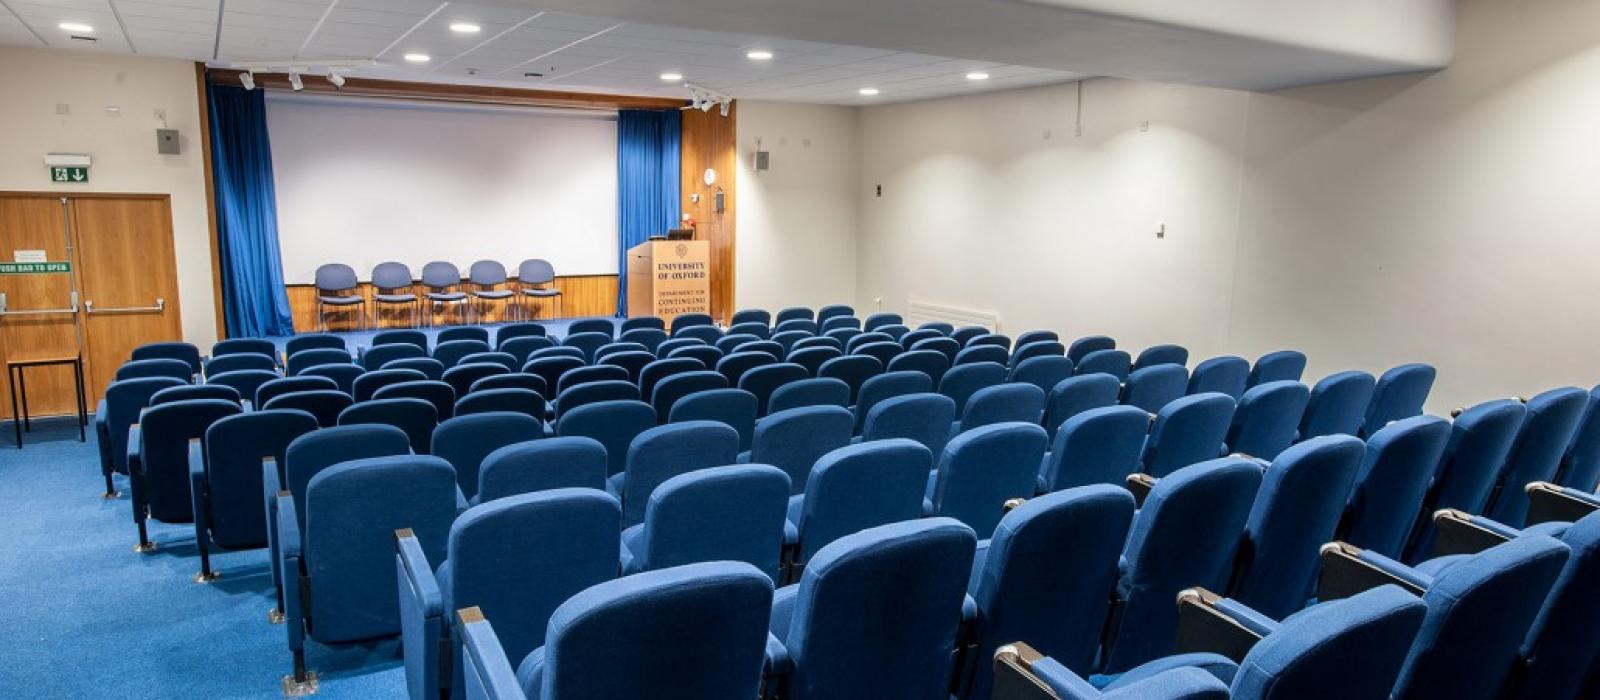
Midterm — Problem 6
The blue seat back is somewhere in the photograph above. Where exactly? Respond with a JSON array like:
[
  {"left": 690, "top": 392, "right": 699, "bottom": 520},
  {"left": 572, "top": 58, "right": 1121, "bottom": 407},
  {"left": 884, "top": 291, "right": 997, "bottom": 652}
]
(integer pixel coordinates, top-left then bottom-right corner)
[
  {"left": 965, "top": 333, "right": 1011, "bottom": 351},
  {"left": 887, "top": 348, "right": 951, "bottom": 388},
  {"left": 669, "top": 388, "right": 758, "bottom": 451},
  {"left": 1187, "top": 355, "right": 1250, "bottom": 400},
  {"left": 352, "top": 368, "right": 428, "bottom": 403},
  {"left": 768, "top": 377, "right": 851, "bottom": 415},
  {"left": 314, "top": 263, "right": 359, "bottom": 292},
  {"left": 715, "top": 333, "right": 761, "bottom": 354},
  {"left": 787, "top": 346, "right": 841, "bottom": 377},
  {"left": 1233, "top": 586, "right": 1427, "bottom": 700},
  {"left": 256, "top": 375, "right": 338, "bottom": 408},
  {"left": 1227, "top": 381, "right": 1311, "bottom": 461},
  {"left": 716, "top": 351, "right": 776, "bottom": 387},
  {"left": 862, "top": 393, "right": 958, "bottom": 459},
  {"left": 557, "top": 379, "right": 639, "bottom": 418},
  {"left": 776, "top": 319, "right": 820, "bottom": 335},
  {"left": 1009, "top": 341, "right": 1066, "bottom": 370},
  {"left": 593, "top": 340, "right": 647, "bottom": 362},
  {"left": 304, "top": 455, "right": 456, "bottom": 643},
  {"left": 670, "top": 312, "right": 715, "bottom": 333},
  {"left": 820, "top": 316, "right": 860, "bottom": 334},
  {"left": 930, "top": 422, "right": 1048, "bottom": 535},
  {"left": 338, "top": 397, "right": 438, "bottom": 454},
  {"left": 1133, "top": 344, "right": 1188, "bottom": 371},
  {"left": 1406, "top": 399, "right": 1525, "bottom": 560},
  {"left": 770, "top": 330, "right": 812, "bottom": 354},
  {"left": 373, "top": 328, "right": 428, "bottom": 349},
  {"left": 854, "top": 371, "right": 933, "bottom": 434},
  {"left": 780, "top": 519, "right": 976, "bottom": 700},
  {"left": 1013, "top": 330, "right": 1059, "bottom": 348},
  {"left": 950, "top": 325, "right": 986, "bottom": 346},
  {"left": 373, "top": 379, "right": 456, "bottom": 420},
  {"left": 498, "top": 336, "right": 555, "bottom": 366},
  {"left": 556, "top": 400, "right": 657, "bottom": 477},
  {"left": 818, "top": 355, "right": 882, "bottom": 405},
  {"left": 911, "top": 336, "right": 960, "bottom": 364},
  {"left": 456, "top": 388, "right": 544, "bottom": 421},
  {"left": 362, "top": 343, "right": 425, "bottom": 371},
  {"left": 1299, "top": 370, "right": 1377, "bottom": 439},
  {"left": 561, "top": 331, "right": 611, "bottom": 362},
  {"left": 637, "top": 465, "right": 790, "bottom": 578},
  {"left": 969, "top": 486, "right": 1135, "bottom": 692},
  {"left": 938, "top": 361, "right": 1007, "bottom": 415},
  {"left": 654, "top": 337, "right": 704, "bottom": 358},
  {"left": 795, "top": 439, "right": 931, "bottom": 562},
  {"left": 524, "top": 356, "right": 585, "bottom": 397},
  {"left": 1340, "top": 415, "right": 1451, "bottom": 558},
  {"left": 438, "top": 327, "right": 490, "bottom": 345},
  {"left": 477, "top": 438, "right": 608, "bottom": 503},
  {"left": 212, "top": 337, "right": 276, "bottom": 359},
  {"left": 152, "top": 384, "right": 240, "bottom": 406},
  {"left": 1044, "top": 374, "right": 1122, "bottom": 437},
  {"left": 206, "top": 370, "right": 277, "bottom": 408},
  {"left": 459, "top": 352, "right": 518, "bottom": 372},
  {"left": 132, "top": 341, "right": 202, "bottom": 375},
  {"left": 383, "top": 357, "right": 446, "bottom": 381},
  {"left": 138, "top": 399, "right": 242, "bottom": 521},
  {"left": 650, "top": 371, "right": 728, "bottom": 423},
  {"left": 1231, "top": 435, "right": 1365, "bottom": 619},
  {"left": 434, "top": 340, "right": 492, "bottom": 369},
  {"left": 300, "top": 363, "right": 364, "bottom": 395},
  {"left": 1558, "top": 386, "right": 1600, "bottom": 491},
  {"left": 749, "top": 406, "right": 854, "bottom": 496},
  {"left": 1361, "top": 363, "right": 1436, "bottom": 437},
  {"left": 1106, "top": 458, "right": 1263, "bottom": 673},
  {"left": 1066, "top": 335, "right": 1114, "bottom": 365},
  {"left": 205, "top": 353, "right": 276, "bottom": 376},
  {"left": 815, "top": 304, "right": 853, "bottom": 324},
  {"left": 103, "top": 377, "right": 186, "bottom": 473},
  {"left": 1041, "top": 406, "right": 1150, "bottom": 492},
  {"left": 598, "top": 351, "right": 656, "bottom": 384},
  {"left": 261, "top": 390, "right": 353, "bottom": 428},
  {"left": 617, "top": 328, "right": 667, "bottom": 354},
  {"left": 954, "top": 344, "right": 1009, "bottom": 367},
  {"left": 287, "top": 348, "right": 352, "bottom": 376},
  {"left": 898, "top": 328, "right": 942, "bottom": 350},
  {"left": 285, "top": 424, "right": 412, "bottom": 530},
  {"left": 469, "top": 372, "right": 546, "bottom": 397},
  {"left": 775, "top": 307, "right": 813, "bottom": 324},
  {"left": 1517, "top": 511, "right": 1600, "bottom": 699},
  {"left": 674, "top": 325, "right": 723, "bottom": 345},
  {"left": 284, "top": 333, "right": 345, "bottom": 357},
  {"left": 495, "top": 322, "right": 547, "bottom": 345},
  {"left": 621, "top": 421, "right": 741, "bottom": 526},
  {"left": 918, "top": 321, "right": 955, "bottom": 335},
  {"left": 862, "top": 312, "right": 901, "bottom": 332},
  {"left": 853, "top": 341, "right": 903, "bottom": 369},
  {"left": 566, "top": 318, "right": 613, "bottom": 337},
  {"left": 1143, "top": 393, "right": 1237, "bottom": 478},
  {"left": 730, "top": 308, "right": 772, "bottom": 326},
  {"left": 1076, "top": 349, "right": 1131, "bottom": 381},
  {"left": 618, "top": 316, "right": 662, "bottom": 332},
  {"left": 203, "top": 410, "right": 319, "bottom": 547},
  {"left": 637, "top": 358, "right": 704, "bottom": 407},
  {"left": 116, "top": 358, "right": 194, "bottom": 382},
  {"left": 961, "top": 383, "right": 1046, "bottom": 432},
  {"left": 1120, "top": 364, "right": 1189, "bottom": 414},
  {"left": 434, "top": 412, "right": 544, "bottom": 499},
  {"left": 1249, "top": 350, "right": 1307, "bottom": 387},
  {"left": 738, "top": 363, "right": 808, "bottom": 415},
  {"left": 1488, "top": 387, "right": 1588, "bottom": 526}
]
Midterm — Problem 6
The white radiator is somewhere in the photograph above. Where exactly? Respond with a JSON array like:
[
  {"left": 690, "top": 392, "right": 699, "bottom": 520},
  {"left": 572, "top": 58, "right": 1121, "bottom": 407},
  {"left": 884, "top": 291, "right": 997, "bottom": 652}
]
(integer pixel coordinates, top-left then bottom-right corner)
[{"left": 906, "top": 299, "right": 1003, "bottom": 333}]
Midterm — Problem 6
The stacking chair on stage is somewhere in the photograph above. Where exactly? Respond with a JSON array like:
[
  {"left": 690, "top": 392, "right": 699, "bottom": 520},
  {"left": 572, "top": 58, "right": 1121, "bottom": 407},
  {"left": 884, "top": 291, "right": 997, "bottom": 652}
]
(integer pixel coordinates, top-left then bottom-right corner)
[
  {"left": 739, "top": 363, "right": 809, "bottom": 415},
  {"left": 1404, "top": 399, "right": 1526, "bottom": 561},
  {"left": 1141, "top": 393, "right": 1236, "bottom": 478},
  {"left": 422, "top": 261, "right": 470, "bottom": 326},
  {"left": 1317, "top": 535, "right": 1570, "bottom": 700},
  {"left": 339, "top": 397, "right": 439, "bottom": 454},
  {"left": 1076, "top": 349, "right": 1131, "bottom": 381},
  {"left": 610, "top": 421, "right": 741, "bottom": 528},
  {"left": 96, "top": 376, "right": 184, "bottom": 496},
  {"left": 1044, "top": 374, "right": 1122, "bottom": 437},
  {"left": 1133, "top": 344, "right": 1188, "bottom": 371},
  {"left": 963, "top": 486, "right": 1136, "bottom": 700},
  {"left": 457, "top": 562, "right": 773, "bottom": 700},
  {"left": 434, "top": 412, "right": 545, "bottom": 502},
  {"left": 286, "top": 348, "right": 352, "bottom": 377},
  {"left": 300, "top": 363, "right": 363, "bottom": 395},
  {"left": 262, "top": 389, "right": 352, "bottom": 428},
  {"left": 204, "top": 352, "right": 276, "bottom": 376},
  {"left": 473, "top": 437, "right": 607, "bottom": 504},
  {"left": 362, "top": 342, "right": 425, "bottom": 371},
  {"left": 459, "top": 351, "right": 518, "bottom": 372},
  {"left": 889, "top": 348, "right": 953, "bottom": 387},
  {"left": 776, "top": 306, "right": 813, "bottom": 325},
  {"left": 514, "top": 259, "right": 562, "bottom": 320},
  {"left": 133, "top": 341, "right": 203, "bottom": 378},
  {"left": 191, "top": 409, "right": 318, "bottom": 581},
  {"left": 1009, "top": 340, "right": 1065, "bottom": 369},
  {"left": 996, "top": 585, "right": 1426, "bottom": 700},
  {"left": 768, "top": 519, "right": 976, "bottom": 699},
  {"left": 1486, "top": 387, "right": 1588, "bottom": 527},
  {"left": 1247, "top": 350, "right": 1306, "bottom": 387},
  {"left": 1099, "top": 459, "right": 1263, "bottom": 674},
  {"left": 788, "top": 346, "right": 842, "bottom": 377},
  {"left": 650, "top": 371, "right": 727, "bottom": 423},
  {"left": 1226, "top": 436, "right": 1364, "bottom": 618},
  {"left": 784, "top": 439, "right": 932, "bottom": 579},
  {"left": 669, "top": 388, "right": 758, "bottom": 450},
  {"left": 671, "top": 312, "right": 715, "bottom": 333},
  {"left": 768, "top": 378, "right": 851, "bottom": 414},
  {"left": 313, "top": 263, "right": 368, "bottom": 331},
  {"left": 556, "top": 400, "right": 657, "bottom": 478},
  {"left": 561, "top": 332, "right": 611, "bottom": 363},
  {"left": 1066, "top": 335, "right": 1115, "bottom": 365},
  {"left": 369, "top": 262, "right": 420, "bottom": 327},
  {"left": 717, "top": 351, "right": 777, "bottom": 387},
  {"left": 1121, "top": 365, "right": 1188, "bottom": 414},
  {"left": 957, "top": 383, "right": 1046, "bottom": 434},
  {"left": 1038, "top": 406, "right": 1149, "bottom": 493},
  {"left": 278, "top": 455, "right": 457, "bottom": 690},
  {"left": 255, "top": 376, "right": 338, "bottom": 409},
  {"left": 457, "top": 388, "right": 545, "bottom": 421},
  {"left": 1186, "top": 356, "right": 1249, "bottom": 399},
  {"left": 117, "top": 357, "right": 194, "bottom": 382},
  {"left": 637, "top": 358, "right": 704, "bottom": 405},
  {"left": 399, "top": 489, "right": 619, "bottom": 700},
  {"left": 444, "top": 362, "right": 509, "bottom": 398},
  {"left": 284, "top": 334, "right": 345, "bottom": 358},
  {"left": 1226, "top": 381, "right": 1310, "bottom": 461},
  {"left": 1558, "top": 386, "right": 1600, "bottom": 491},
  {"left": 212, "top": 337, "right": 277, "bottom": 360},
  {"left": 1361, "top": 363, "right": 1436, "bottom": 438},
  {"left": 1337, "top": 415, "right": 1451, "bottom": 558},
  {"left": 434, "top": 339, "right": 491, "bottom": 370},
  {"left": 206, "top": 370, "right": 277, "bottom": 409},
  {"left": 926, "top": 422, "right": 1048, "bottom": 536},
  {"left": 939, "top": 361, "right": 1007, "bottom": 417},
  {"left": 863, "top": 312, "right": 902, "bottom": 332},
  {"left": 854, "top": 371, "right": 933, "bottom": 434},
  {"left": 741, "top": 406, "right": 854, "bottom": 495},
  {"left": 1298, "top": 370, "right": 1377, "bottom": 439},
  {"left": 373, "top": 380, "right": 457, "bottom": 421},
  {"left": 861, "top": 393, "right": 960, "bottom": 459},
  {"left": 621, "top": 465, "right": 790, "bottom": 578},
  {"left": 385, "top": 357, "right": 446, "bottom": 380},
  {"left": 127, "top": 399, "right": 242, "bottom": 551},
  {"left": 152, "top": 384, "right": 240, "bottom": 406}
]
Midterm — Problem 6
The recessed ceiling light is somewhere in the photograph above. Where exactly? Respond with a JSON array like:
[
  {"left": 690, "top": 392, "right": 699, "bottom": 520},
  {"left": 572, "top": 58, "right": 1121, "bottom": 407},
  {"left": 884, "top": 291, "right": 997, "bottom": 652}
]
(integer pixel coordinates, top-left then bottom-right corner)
[
  {"left": 858, "top": 88, "right": 879, "bottom": 96},
  {"left": 660, "top": 72, "right": 683, "bottom": 82},
  {"left": 403, "top": 53, "right": 431, "bottom": 63},
  {"left": 965, "top": 71, "right": 990, "bottom": 81},
  {"left": 746, "top": 50, "right": 773, "bottom": 61},
  {"left": 449, "top": 22, "right": 481, "bottom": 34},
  {"left": 58, "top": 22, "right": 94, "bottom": 33}
]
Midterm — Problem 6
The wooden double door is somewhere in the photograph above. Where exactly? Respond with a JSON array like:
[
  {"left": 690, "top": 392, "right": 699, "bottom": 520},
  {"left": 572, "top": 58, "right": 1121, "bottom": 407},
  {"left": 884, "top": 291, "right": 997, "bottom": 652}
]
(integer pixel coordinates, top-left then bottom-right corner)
[{"left": 0, "top": 193, "right": 183, "bottom": 421}]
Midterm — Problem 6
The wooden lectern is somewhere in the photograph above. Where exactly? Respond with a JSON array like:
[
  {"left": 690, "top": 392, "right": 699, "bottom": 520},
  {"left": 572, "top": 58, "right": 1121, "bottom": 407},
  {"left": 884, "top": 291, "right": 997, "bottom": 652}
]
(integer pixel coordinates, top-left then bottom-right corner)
[{"left": 626, "top": 239, "right": 711, "bottom": 324}]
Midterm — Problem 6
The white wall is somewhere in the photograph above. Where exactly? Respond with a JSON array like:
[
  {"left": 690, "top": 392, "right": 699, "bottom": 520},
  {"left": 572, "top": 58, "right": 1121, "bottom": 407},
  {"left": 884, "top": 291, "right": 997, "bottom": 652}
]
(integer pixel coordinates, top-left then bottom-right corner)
[
  {"left": 736, "top": 102, "right": 860, "bottom": 313},
  {"left": 0, "top": 47, "right": 216, "bottom": 347},
  {"left": 851, "top": 0, "right": 1600, "bottom": 412}
]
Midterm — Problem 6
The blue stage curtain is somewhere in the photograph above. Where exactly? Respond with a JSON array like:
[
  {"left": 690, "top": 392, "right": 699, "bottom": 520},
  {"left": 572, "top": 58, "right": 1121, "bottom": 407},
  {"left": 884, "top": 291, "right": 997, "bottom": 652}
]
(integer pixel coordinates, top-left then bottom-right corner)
[
  {"left": 207, "top": 84, "right": 295, "bottom": 338},
  {"left": 616, "top": 109, "right": 682, "bottom": 316}
]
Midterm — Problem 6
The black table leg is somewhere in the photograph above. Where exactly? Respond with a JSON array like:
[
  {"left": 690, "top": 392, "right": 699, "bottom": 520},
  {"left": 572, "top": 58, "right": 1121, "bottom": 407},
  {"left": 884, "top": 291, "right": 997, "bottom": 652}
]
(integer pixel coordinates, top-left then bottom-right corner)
[
  {"left": 8, "top": 366, "right": 19, "bottom": 449},
  {"left": 17, "top": 368, "right": 28, "bottom": 433},
  {"left": 74, "top": 359, "right": 86, "bottom": 442}
]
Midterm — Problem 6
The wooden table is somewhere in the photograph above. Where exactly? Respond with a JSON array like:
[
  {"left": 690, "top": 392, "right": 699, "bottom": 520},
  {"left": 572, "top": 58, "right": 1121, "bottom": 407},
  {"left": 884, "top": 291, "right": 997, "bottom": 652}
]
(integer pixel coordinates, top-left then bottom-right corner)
[{"left": 7, "top": 354, "right": 87, "bottom": 447}]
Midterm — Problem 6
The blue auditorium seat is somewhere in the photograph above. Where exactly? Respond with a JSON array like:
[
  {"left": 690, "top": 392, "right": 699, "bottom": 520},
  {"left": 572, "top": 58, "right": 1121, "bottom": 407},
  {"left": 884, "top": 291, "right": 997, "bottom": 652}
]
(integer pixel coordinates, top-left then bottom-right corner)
[
  {"left": 1337, "top": 415, "right": 1451, "bottom": 558},
  {"left": 205, "top": 369, "right": 277, "bottom": 409},
  {"left": 498, "top": 337, "right": 555, "bottom": 367},
  {"left": 887, "top": 348, "right": 951, "bottom": 387},
  {"left": 151, "top": 383, "right": 240, "bottom": 406},
  {"left": 716, "top": 350, "right": 777, "bottom": 387},
  {"left": 1076, "top": 349, "right": 1131, "bottom": 381},
  {"left": 957, "top": 382, "right": 1046, "bottom": 434},
  {"left": 1225, "top": 380, "right": 1310, "bottom": 461},
  {"left": 261, "top": 389, "right": 352, "bottom": 428},
  {"left": 1297, "top": 370, "right": 1376, "bottom": 439},
  {"left": 669, "top": 388, "right": 758, "bottom": 451},
  {"left": 1066, "top": 335, "right": 1115, "bottom": 365},
  {"left": 731, "top": 308, "right": 772, "bottom": 327},
  {"left": 361, "top": 342, "right": 425, "bottom": 371},
  {"left": 738, "top": 363, "right": 809, "bottom": 415},
  {"left": 555, "top": 400, "right": 656, "bottom": 478},
  {"left": 649, "top": 371, "right": 727, "bottom": 423},
  {"left": 1486, "top": 387, "right": 1588, "bottom": 527},
  {"left": 555, "top": 363, "right": 626, "bottom": 394},
  {"left": 955, "top": 344, "right": 1009, "bottom": 367},
  {"left": 191, "top": 408, "right": 318, "bottom": 580},
  {"left": 255, "top": 375, "right": 338, "bottom": 409},
  {"left": 95, "top": 376, "right": 184, "bottom": 493},
  {"left": 860, "top": 393, "right": 958, "bottom": 459},
  {"left": 741, "top": 406, "right": 854, "bottom": 496},
  {"left": 862, "top": 311, "right": 902, "bottom": 332},
  {"left": 383, "top": 357, "right": 447, "bottom": 381},
  {"left": 1044, "top": 374, "right": 1122, "bottom": 438},
  {"left": 338, "top": 397, "right": 439, "bottom": 453},
  {"left": 784, "top": 439, "right": 931, "bottom": 579},
  {"left": 610, "top": 421, "right": 740, "bottom": 527},
  {"left": 286, "top": 347, "right": 353, "bottom": 377},
  {"left": 456, "top": 388, "right": 544, "bottom": 421},
  {"left": 1404, "top": 399, "right": 1525, "bottom": 561},
  {"left": 1556, "top": 386, "right": 1600, "bottom": 491},
  {"left": 474, "top": 437, "right": 607, "bottom": 504},
  {"left": 1186, "top": 356, "right": 1249, "bottom": 400},
  {"left": 1141, "top": 393, "right": 1236, "bottom": 478},
  {"left": 1247, "top": 350, "right": 1306, "bottom": 388},
  {"left": 131, "top": 341, "right": 202, "bottom": 376},
  {"left": 433, "top": 339, "right": 492, "bottom": 369},
  {"left": 522, "top": 356, "right": 585, "bottom": 399},
  {"left": 1121, "top": 364, "right": 1188, "bottom": 414},
  {"left": 939, "top": 361, "right": 1007, "bottom": 417},
  {"left": 1132, "top": 344, "right": 1188, "bottom": 371},
  {"left": 818, "top": 354, "right": 882, "bottom": 405},
  {"left": 853, "top": 371, "right": 932, "bottom": 434},
  {"left": 556, "top": 379, "right": 638, "bottom": 418},
  {"left": 434, "top": 412, "right": 544, "bottom": 501},
  {"left": 1009, "top": 340, "right": 1066, "bottom": 368},
  {"left": 1361, "top": 363, "right": 1436, "bottom": 438},
  {"left": 373, "top": 379, "right": 457, "bottom": 420},
  {"left": 767, "top": 377, "right": 851, "bottom": 415},
  {"left": 1039, "top": 406, "right": 1150, "bottom": 493},
  {"left": 284, "top": 333, "right": 345, "bottom": 358},
  {"left": 926, "top": 422, "right": 1048, "bottom": 535},
  {"left": 203, "top": 352, "right": 276, "bottom": 376},
  {"left": 128, "top": 399, "right": 241, "bottom": 550},
  {"left": 621, "top": 464, "right": 789, "bottom": 578}
]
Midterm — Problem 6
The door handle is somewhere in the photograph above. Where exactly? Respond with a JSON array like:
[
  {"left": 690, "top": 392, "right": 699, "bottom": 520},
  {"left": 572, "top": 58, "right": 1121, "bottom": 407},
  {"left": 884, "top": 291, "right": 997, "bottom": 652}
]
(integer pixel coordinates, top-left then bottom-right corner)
[
  {"left": 84, "top": 298, "right": 165, "bottom": 315},
  {"left": 0, "top": 291, "right": 79, "bottom": 316}
]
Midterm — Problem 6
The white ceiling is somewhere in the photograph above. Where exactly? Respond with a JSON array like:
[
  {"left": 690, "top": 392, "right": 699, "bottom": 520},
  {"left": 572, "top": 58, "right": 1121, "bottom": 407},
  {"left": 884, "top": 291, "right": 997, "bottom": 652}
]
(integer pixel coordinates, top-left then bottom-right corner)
[{"left": 0, "top": 0, "right": 1088, "bottom": 104}]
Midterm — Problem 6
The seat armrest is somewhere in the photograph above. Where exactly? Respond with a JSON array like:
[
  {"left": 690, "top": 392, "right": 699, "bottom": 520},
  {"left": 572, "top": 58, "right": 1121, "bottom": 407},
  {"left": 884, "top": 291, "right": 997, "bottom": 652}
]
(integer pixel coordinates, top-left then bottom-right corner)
[
  {"left": 189, "top": 439, "right": 209, "bottom": 536},
  {"left": 992, "top": 642, "right": 1066, "bottom": 700},
  {"left": 397, "top": 529, "right": 443, "bottom": 620},
  {"left": 1429, "top": 509, "right": 1515, "bottom": 558},
  {"left": 1227, "top": 452, "right": 1269, "bottom": 468},
  {"left": 1125, "top": 473, "right": 1156, "bottom": 508},
  {"left": 1174, "top": 588, "right": 1271, "bottom": 663},
  {"left": 1317, "top": 542, "right": 1430, "bottom": 601},
  {"left": 764, "top": 632, "right": 794, "bottom": 678},
  {"left": 1525, "top": 481, "right": 1600, "bottom": 526},
  {"left": 993, "top": 643, "right": 1230, "bottom": 700},
  {"left": 457, "top": 608, "right": 530, "bottom": 700},
  {"left": 126, "top": 424, "right": 143, "bottom": 475},
  {"left": 278, "top": 490, "right": 306, "bottom": 650},
  {"left": 94, "top": 399, "right": 108, "bottom": 430}
]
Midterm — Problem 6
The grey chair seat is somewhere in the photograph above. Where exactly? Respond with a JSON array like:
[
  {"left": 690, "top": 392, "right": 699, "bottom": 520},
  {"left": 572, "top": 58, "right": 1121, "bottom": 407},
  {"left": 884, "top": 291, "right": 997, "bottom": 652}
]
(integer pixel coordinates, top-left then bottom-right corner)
[
  {"left": 320, "top": 296, "right": 363, "bottom": 306},
  {"left": 375, "top": 293, "right": 417, "bottom": 303},
  {"left": 429, "top": 291, "right": 467, "bottom": 302},
  {"left": 473, "top": 290, "right": 514, "bottom": 299},
  {"left": 523, "top": 288, "right": 561, "bottom": 297}
]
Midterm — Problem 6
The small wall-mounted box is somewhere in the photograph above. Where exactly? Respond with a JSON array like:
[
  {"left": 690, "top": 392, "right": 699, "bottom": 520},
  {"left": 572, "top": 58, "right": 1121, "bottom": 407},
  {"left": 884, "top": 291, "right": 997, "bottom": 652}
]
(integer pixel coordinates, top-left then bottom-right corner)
[{"left": 156, "top": 129, "right": 180, "bottom": 155}]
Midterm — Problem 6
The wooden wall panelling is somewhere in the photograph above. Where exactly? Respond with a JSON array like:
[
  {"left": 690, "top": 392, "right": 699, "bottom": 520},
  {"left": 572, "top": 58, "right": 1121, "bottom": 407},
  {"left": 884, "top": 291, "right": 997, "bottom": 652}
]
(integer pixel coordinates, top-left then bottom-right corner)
[
  {"left": 284, "top": 275, "right": 619, "bottom": 333},
  {"left": 680, "top": 103, "right": 738, "bottom": 323}
]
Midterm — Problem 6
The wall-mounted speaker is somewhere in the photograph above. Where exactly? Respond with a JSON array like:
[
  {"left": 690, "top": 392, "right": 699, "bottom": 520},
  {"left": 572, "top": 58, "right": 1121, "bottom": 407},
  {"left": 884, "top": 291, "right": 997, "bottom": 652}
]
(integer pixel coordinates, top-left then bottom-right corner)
[{"left": 156, "top": 129, "right": 180, "bottom": 155}]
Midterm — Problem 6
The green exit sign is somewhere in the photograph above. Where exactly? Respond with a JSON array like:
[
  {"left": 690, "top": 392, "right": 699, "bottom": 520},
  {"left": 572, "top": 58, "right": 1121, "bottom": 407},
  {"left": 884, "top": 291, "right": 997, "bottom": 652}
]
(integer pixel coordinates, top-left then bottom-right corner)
[
  {"left": 49, "top": 166, "right": 89, "bottom": 183},
  {"left": 0, "top": 261, "right": 71, "bottom": 275}
]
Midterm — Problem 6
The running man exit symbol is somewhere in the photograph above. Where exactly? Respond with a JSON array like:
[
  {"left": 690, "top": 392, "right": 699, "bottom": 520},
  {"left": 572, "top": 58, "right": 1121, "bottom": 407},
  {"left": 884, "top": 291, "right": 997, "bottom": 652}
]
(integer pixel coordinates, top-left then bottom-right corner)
[{"left": 50, "top": 166, "right": 88, "bottom": 183}]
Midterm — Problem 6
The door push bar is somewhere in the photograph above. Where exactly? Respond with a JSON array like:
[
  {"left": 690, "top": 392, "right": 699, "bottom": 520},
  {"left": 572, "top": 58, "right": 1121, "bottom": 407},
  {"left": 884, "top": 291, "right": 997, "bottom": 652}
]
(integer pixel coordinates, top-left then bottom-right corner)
[
  {"left": 0, "top": 291, "right": 79, "bottom": 316},
  {"left": 85, "top": 298, "right": 166, "bottom": 315}
]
